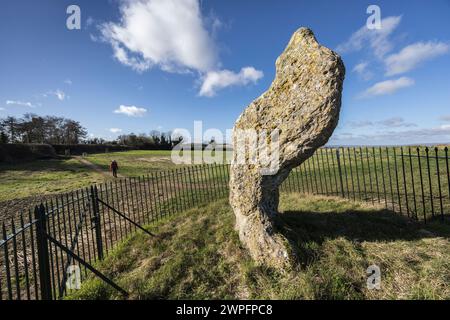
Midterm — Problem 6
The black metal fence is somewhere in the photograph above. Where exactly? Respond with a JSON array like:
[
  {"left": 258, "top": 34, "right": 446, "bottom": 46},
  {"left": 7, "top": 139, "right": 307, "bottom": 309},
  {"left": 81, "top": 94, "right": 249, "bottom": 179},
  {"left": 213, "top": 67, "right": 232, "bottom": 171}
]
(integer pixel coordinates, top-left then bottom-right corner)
[
  {"left": 1, "top": 146, "right": 449, "bottom": 300},
  {"left": 281, "top": 146, "right": 450, "bottom": 222},
  {"left": 0, "top": 165, "right": 230, "bottom": 300}
]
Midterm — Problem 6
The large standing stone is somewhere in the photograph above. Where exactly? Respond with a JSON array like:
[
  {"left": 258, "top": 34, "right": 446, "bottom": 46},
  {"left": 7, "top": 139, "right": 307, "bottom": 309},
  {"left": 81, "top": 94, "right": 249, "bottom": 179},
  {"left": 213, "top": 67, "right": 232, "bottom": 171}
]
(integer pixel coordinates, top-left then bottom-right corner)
[{"left": 229, "top": 28, "right": 345, "bottom": 269}]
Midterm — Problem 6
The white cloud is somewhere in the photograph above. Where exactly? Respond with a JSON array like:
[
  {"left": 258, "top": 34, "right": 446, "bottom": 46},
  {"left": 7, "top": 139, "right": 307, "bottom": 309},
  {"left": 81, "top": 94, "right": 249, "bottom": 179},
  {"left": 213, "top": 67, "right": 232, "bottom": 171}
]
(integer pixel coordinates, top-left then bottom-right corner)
[
  {"left": 0, "top": 107, "right": 5, "bottom": 111},
  {"left": 98, "top": 0, "right": 263, "bottom": 96},
  {"left": 45, "top": 90, "right": 66, "bottom": 101},
  {"left": 199, "top": 67, "right": 264, "bottom": 97},
  {"left": 54, "top": 90, "right": 66, "bottom": 101},
  {"left": 352, "top": 61, "right": 373, "bottom": 80},
  {"left": 6, "top": 100, "right": 35, "bottom": 108},
  {"left": 361, "top": 77, "right": 414, "bottom": 97},
  {"left": 64, "top": 79, "right": 73, "bottom": 85},
  {"left": 336, "top": 16, "right": 402, "bottom": 58},
  {"left": 114, "top": 105, "right": 147, "bottom": 117},
  {"left": 109, "top": 128, "right": 123, "bottom": 133},
  {"left": 99, "top": 0, "right": 217, "bottom": 73},
  {"left": 384, "top": 41, "right": 449, "bottom": 76}
]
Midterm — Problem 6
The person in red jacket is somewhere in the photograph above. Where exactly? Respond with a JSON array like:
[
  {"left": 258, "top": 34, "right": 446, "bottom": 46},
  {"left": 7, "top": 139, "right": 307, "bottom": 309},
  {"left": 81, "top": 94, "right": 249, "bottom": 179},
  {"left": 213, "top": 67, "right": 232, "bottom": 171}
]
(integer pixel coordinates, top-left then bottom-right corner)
[{"left": 110, "top": 160, "right": 119, "bottom": 178}]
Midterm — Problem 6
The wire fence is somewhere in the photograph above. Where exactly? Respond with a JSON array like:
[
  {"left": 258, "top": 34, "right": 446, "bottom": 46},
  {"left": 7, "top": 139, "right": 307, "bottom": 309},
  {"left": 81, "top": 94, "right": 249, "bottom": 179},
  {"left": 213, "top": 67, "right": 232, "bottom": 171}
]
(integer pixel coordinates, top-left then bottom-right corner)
[{"left": 1, "top": 146, "right": 449, "bottom": 300}]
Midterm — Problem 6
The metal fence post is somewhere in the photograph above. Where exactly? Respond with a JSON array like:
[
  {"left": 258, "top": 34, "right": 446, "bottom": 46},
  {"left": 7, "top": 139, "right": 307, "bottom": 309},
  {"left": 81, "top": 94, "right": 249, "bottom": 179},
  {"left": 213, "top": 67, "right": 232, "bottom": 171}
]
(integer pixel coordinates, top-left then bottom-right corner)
[
  {"left": 34, "top": 204, "right": 52, "bottom": 300},
  {"left": 90, "top": 186, "right": 104, "bottom": 260},
  {"left": 336, "top": 149, "right": 345, "bottom": 198}
]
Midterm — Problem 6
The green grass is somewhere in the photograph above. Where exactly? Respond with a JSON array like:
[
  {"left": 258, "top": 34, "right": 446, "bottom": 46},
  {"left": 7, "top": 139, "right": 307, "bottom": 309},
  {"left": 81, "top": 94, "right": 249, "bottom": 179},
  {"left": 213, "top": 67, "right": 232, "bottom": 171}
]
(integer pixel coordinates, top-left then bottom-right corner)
[
  {"left": 68, "top": 193, "right": 450, "bottom": 300},
  {"left": 85, "top": 150, "right": 176, "bottom": 176},
  {"left": 0, "top": 158, "right": 105, "bottom": 202},
  {"left": 85, "top": 150, "right": 231, "bottom": 177},
  {"left": 0, "top": 150, "right": 230, "bottom": 202}
]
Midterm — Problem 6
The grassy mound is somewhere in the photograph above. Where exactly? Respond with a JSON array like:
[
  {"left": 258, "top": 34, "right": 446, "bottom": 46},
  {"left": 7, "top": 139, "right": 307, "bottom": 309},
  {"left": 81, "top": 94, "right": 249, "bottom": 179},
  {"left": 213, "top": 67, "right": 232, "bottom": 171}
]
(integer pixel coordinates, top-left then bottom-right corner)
[{"left": 69, "top": 194, "right": 450, "bottom": 300}]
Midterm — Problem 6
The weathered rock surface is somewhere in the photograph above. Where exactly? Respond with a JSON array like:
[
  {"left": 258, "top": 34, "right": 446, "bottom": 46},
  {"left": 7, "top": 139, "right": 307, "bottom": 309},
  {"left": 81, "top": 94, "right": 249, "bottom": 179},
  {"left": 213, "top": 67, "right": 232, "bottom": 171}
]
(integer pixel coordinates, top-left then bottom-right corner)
[{"left": 229, "top": 28, "right": 345, "bottom": 269}]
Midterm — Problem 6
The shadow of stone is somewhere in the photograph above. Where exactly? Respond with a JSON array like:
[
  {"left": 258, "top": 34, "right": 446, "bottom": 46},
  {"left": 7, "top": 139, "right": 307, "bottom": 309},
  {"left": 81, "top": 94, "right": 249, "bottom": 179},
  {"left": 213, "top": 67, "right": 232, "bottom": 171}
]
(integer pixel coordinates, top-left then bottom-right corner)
[{"left": 274, "top": 206, "right": 450, "bottom": 267}]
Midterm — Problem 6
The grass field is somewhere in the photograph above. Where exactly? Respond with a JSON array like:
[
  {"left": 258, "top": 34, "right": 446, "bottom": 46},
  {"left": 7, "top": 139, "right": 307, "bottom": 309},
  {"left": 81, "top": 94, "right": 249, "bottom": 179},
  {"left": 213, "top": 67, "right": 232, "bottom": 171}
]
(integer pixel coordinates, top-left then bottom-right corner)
[
  {"left": 67, "top": 193, "right": 450, "bottom": 300},
  {"left": 1, "top": 146, "right": 449, "bottom": 223},
  {"left": 0, "top": 150, "right": 232, "bottom": 202},
  {"left": 0, "top": 158, "right": 106, "bottom": 202}
]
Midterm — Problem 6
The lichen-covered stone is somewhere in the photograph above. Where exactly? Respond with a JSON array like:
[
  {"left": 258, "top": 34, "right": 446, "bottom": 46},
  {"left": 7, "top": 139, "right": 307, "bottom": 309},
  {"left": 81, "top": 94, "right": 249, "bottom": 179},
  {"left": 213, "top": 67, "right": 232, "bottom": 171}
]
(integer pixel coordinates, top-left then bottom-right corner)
[{"left": 229, "top": 28, "right": 345, "bottom": 269}]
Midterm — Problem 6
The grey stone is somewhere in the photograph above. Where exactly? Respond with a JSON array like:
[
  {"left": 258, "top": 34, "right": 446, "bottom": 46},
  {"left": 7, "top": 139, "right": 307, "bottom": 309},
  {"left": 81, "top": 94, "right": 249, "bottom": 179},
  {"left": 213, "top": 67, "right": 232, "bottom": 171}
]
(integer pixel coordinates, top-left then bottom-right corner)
[{"left": 229, "top": 28, "right": 345, "bottom": 269}]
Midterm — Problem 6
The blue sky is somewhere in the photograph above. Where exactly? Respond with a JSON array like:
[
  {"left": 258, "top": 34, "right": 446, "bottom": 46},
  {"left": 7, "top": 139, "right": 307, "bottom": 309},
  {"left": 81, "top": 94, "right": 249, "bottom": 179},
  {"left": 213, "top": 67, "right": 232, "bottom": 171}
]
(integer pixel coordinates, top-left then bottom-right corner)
[{"left": 0, "top": 0, "right": 449, "bottom": 145}]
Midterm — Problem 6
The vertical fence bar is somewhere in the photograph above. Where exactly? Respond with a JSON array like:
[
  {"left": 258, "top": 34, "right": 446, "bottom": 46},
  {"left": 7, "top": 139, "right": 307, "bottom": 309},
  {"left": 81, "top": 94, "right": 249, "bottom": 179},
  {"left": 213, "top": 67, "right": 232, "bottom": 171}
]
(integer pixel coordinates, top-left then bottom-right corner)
[
  {"left": 314, "top": 152, "right": 324, "bottom": 194},
  {"left": 45, "top": 203, "right": 56, "bottom": 298},
  {"left": 400, "top": 147, "right": 410, "bottom": 218},
  {"left": 347, "top": 148, "right": 356, "bottom": 201},
  {"left": 49, "top": 205, "right": 62, "bottom": 297},
  {"left": 417, "top": 148, "right": 427, "bottom": 222},
  {"left": 359, "top": 147, "right": 368, "bottom": 202},
  {"left": 342, "top": 148, "right": 350, "bottom": 199},
  {"left": 435, "top": 147, "right": 444, "bottom": 220},
  {"left": 27, "top": 210, "right": 39, "bottom": 299},
  {"left": 393, "top": 148, "right": 402, "bottom": 214},
  {"left": 425, "top": 147, "right": 435, "bottom": 218},
  {"left": 319, "top": 150, "right": 329, "bottom": 195},
  {"left": 372, "top": 147, "right": 380, "bottom": 204},
  {"left": 408, "top": 147, "right": 418, "bottom": 220},
  {"left": 2, "top": 222, "right": 13, "bottom": 300},
  {"left": 385, "top": 147, "right": 395, "bottom": 211},
  {"left": 353, "top": 148, "right": 362, "bottom": 200},
  {"left": 34, "top": 204, "right": 52, "bottom": 300},
  {"left": 10, "top": 219, "right": 21, "bottom": 300},
  {"left": 378, "top": 147, "right": 387, "bottom": 208},
  {"left": 336, "top": 149, "right": 345, "bottom": 198},
  {"left": 445, "top": 147, "right": 450, "bottom": 219},
  {"left": 365, "top": 147, "right": 374, "bottom": 204},
  {"left": 330, "top": 148, "right": 339, "bottom": 196},
  {"left": 19, "top": 215, "right": 31, "bottom": 300},
  {"left": 90, "top": 186, "right": 103, "bottom": 261},
  {"left": 324, "top": 149, "right": 333, "bottom": 195},
  {"left": 186, "top": 167, "right": 196, "bottom": 207}
]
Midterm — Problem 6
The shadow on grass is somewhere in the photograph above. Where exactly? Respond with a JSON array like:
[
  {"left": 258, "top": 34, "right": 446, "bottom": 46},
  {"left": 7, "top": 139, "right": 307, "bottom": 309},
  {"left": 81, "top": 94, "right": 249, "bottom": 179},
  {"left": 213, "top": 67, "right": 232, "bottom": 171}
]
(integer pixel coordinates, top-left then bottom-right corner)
[
  {"left": 277, "top": 206, "right": 450, "bottom": 266},
  {"left": 0, "top": 157, "right": 93, "bottom": 173}
]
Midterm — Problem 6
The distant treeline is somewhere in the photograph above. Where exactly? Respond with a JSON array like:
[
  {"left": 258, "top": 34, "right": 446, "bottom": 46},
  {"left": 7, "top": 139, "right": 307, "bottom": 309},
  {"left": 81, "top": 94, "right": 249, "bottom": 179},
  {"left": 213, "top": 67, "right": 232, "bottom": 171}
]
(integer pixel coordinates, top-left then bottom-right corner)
[
  {"left": 0, "top": 114, "right": 180, "bottom": 149},
  {"left": 0, "top": 114, "right": 87, "bottom": 145},
  {"left": 115, "top": 131, "right": 179, "bottom": 150}
]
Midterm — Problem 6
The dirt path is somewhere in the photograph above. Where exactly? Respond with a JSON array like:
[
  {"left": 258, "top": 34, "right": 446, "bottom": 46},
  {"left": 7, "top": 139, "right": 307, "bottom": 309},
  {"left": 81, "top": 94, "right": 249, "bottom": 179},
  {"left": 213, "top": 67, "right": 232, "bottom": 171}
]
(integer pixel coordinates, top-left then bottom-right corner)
[{"left": 74, "top": 156, "right": 125, "bottom": 178}]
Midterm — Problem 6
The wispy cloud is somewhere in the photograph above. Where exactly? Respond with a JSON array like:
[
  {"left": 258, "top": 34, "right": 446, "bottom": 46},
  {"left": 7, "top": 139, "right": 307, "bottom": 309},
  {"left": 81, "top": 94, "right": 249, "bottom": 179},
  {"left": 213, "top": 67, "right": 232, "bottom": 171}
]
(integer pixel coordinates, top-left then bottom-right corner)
[
  {"left": 352, "top": 61, "right": 373, "bottom": 80},
  {"left": 98, "top": 0, "right": 262, "bottom": 96},
  {"left": 113, "top": 105, "right": 147, "bottom": 117},
  {"left": 348, "top": 117, "right": 416, "bottom": 128},
  {"left": 64, "top": 79, "right": 73, "bottom": 85},
  {"left": 6, "top": 100, "right": 36, "bottom": 108},
  {"left": 360, "top": 77, "right": 414, "bottom": 98},
  {"left": 384, "top": 41, "right": 449, "bottom": 76},
  {"left": 336, "top": 15, "right": 402, "bottom": 58},
  {"left": 377, "top": 117, "right": 417, "bottom": 127},
  {"left": 439, "top": 115, "right": 450, "bottom": 122},
  {"left": 44, "top": 89, "right": 66, "bottom": 101},
  {"left": 199, "top": 67, "right": 263, "bottom": 97},
  {"left": 109, "top": 128, "right": 123, "bottom": 133},
  {"left": 332, "top": 125, "right": 450, "bottom": 144}
]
